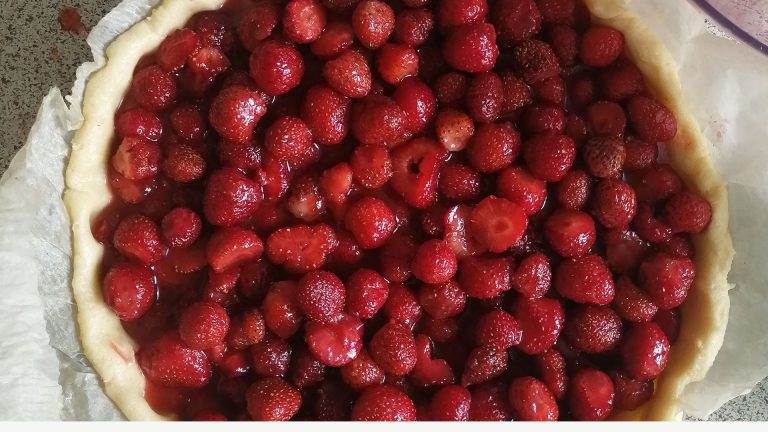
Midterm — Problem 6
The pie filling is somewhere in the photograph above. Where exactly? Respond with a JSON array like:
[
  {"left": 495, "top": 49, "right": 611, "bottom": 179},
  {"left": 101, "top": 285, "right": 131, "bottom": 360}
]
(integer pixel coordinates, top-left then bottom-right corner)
[{"left": 92, "top": 0, "right": 714, "bottom": 421}]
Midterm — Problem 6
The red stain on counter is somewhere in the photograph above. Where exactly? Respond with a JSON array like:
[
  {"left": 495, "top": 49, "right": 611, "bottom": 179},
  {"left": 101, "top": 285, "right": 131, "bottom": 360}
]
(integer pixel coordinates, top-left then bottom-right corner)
[{"left": 59, "top": 6, "right": 86, "bottom": 34}]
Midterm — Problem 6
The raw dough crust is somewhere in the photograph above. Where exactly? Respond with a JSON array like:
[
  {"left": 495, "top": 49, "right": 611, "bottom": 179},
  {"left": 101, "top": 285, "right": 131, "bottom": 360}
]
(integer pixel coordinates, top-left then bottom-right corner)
[{"left": 64, "top": 0, "right": 734, "bottom": 421}]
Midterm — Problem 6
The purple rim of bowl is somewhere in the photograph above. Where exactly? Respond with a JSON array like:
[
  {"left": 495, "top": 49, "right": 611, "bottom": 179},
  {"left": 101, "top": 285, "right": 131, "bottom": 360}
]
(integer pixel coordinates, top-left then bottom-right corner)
[{"left": 693, "top": 0, "right": 768, "bottom": 55}]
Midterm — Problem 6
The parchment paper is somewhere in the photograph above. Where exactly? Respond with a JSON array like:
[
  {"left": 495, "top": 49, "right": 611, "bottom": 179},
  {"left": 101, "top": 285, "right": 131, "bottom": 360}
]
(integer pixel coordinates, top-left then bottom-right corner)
[{"left": 0, "top": 0, "right": 766, "bottom": 421}]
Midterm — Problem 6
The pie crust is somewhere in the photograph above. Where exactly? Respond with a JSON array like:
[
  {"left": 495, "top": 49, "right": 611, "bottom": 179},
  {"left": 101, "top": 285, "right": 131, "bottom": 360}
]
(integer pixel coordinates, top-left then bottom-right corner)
[{"left": 64, "top": 0, "right": 734, "bottom": 421}]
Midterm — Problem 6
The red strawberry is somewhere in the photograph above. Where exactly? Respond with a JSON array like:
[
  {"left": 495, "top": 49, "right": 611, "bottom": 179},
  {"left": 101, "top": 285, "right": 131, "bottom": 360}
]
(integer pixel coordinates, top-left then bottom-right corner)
[
  {"left": 161, "top": 207, "right": 201, "bottom": 248},
  {"left": 663, "top": 191, "right": 712, "bottom": 233},
  {"left": 627, "top": 95, "right": 678, "bottom": 143},
  {"left": 209, "top": 86, "right": 267, "bottom": 143},
  {"left": 162, "top": 144, "right": 206, "bottom": 183},
  {"left": 410, "top": 335, "right": 455, "bottom": 387},
  {"left": 179, "top": 301, "right": 230, "bottom": 350},
  {"left": 546, "top": 25, "right": 578, "bottom": 67},
  {"left": 603, "top": 228, "right": 649, "bottom": 274},
  {"left": 298, "top": 270, "right": 346, "bottom": 324},
  {"left": 251, "top": 335, "right": 292, "bottom": 377},
  {"left": 513, "top": 39, "right": 560, "bottom": 84},
  {"left": 351, "top": 385, "right": 416, "bottom": 421},
  {"left": 203, "top": 167, "right": 263, "bottom": 227},
  {"left": 465, "top": 72, "right": 503, "bottom": 123},
  {"left": 323, "top": 50, "right": 372, "bottom": 98},
  {"left": 535, "top": 349, "right": 568, "bottom": 399},
  {"left": 345, "top": 196, "right": 397, "bottom": 250},
  {"left": 565, "top": 305, "right": 623, "bottom": 353},
  {"left": 351, "top": 95, "right": 410, "bottom": 147},
  {"left": 249, "top": 40, "right": 304, "bottom": 96},
  {"left": 523, "top": 133, "right": 576, "bottom": 181},
  {"left": 639, "top": 252, "right": 695, "bottom": 310},
  {"left": 434, "top": 72, "right": 468, "bottom": 106},
  {"left": 138, "top": 331, "right": 212, "bottom": 388},
  {"left": 459, "top": 255, "right": 511, "bottom": 299},
  {"left": 591, "top": 179, "right": 637, "bottom": 229},
  {"left": 543, "top": 208, "right": 596, "bottom": 258},
  {"left": 131, "top": 65, "right": 177, "bottom": 111},
  {"left": 158, "top": 29, "right": 200, "bottom": 72},
  {"left": 341, "top": 349, "right": 385, "bottom": 390},
  {"left": 418, "top": 280, "right": 466, "bottom": 319},
  {"left": 601, "top": 60, "right": 644, "bottom": 101},
  {"left": 236, "top": 1, "right": 280, "bottom": 50},
  {"left": 442, "top": 23, "right": 499, "bottom": 73},
  {"left": 187, "top": 46, "right": 230, "bottom": 78},
  {"left": 261, "top": 281, "right": 304, "bottom": 338},
  {"left": 305, "top": 314, "right": 364, "bottom": 366},
  {"left": 377, "top": 43, "right": 420, "bottom": 85},
  {"left": 508, "top": 377, "right": 559, "bottom": 421},
  {"left": 116, "top": 108, "right": 163, "bottom": 141},
  {"left": 112, "top": 137, "right": 161, "bottom": 181},
  {"left": 430, "top": 385, "right": 471, "bottom": 421},
  {"left": 470, "top": 196, "right": 528, "bottom": 253},
  {"left": 437, "top": 0, "right": 488, "bottom": 29},
  {"left": 493, "top": 0, "right": 542, "bottom": 43},
  {"left": 311, "top": 18, "right": 355, "bottom": 58},
  {"left": 612, "top": 275, "right": 658, "bottom": 322},
  {"left": 475, "top": 309, "right": 521, "bottom": 349},
  {"left": 282, "top": 0, "right": 327, "bottom": 44},
  {"left": 467, "top": 122, "right": 520, "bottom": 173},
  {"left": 621, "top": 322, "right": 670, "bottom": 380},
  {"left": 434, "top": 109, "right": 475, "bottom": 152},
  {"left": 611, "top": 370, "right": 654, "bottom": 411},
  {"left": 521, "top": 103, "right": 565, "bottom": 135},
  {"left": 350, "top": 144, "right": 393, "bottom": 189},
  {"left": 394, "top": 8, "right": 435, "bottom": 47},
  {"left": 568, "top": 369, "right": 615, "bottom": 421},
  {"left": 113, "top": 214, "right": 163, "bottom": 265},
  {"left": 370, "top": 322, "right": 417, "bottom": 375},
  {"left": 346, "top": 269, "right": 389, "bottom": 319},
  {"left": 391, "top": 137, "right": 447, "bottom": 208},
  {"left": 582, "top": 136, "right": 626, "bottom": 178},
  {"left": 392, "top": 77, "right": 437, "bottom": 134},
  {"left": 580, "top": 25, "right": 624, "bottom": 67},
  {"left": 555, "top": 169, "right": 591, "bottom": 210},
  {"left": 411, "top": 239, "right": 458, "bottom": 284},
  {"left": 439, "top": 162, "right": 481, "bottom": 202},
  {"left": 511, "top": 252, "right": 551, "bottom": 299},
  {"left": 351, "top": 0, "right": 396, "bottom": 49},
  {"left": 217, "top": 139, "right": 263, "bottom": 172},
  {"left": 103, "top": 262, "right": 156, "bottom": 321},
  {"left": 469, "top": 382, "right": 512, "bottom": 421},
  {"left": 630, "top": 164, "right": 683, "bottom": 204},
  {"left": 245, "top": 377, "right": 302, "bottom": 421},
  {"left": 266, "top": 224, "right": 338, "bottom": 273},
  {"left": 623, "top": 136, "right": 658, "bottom": 170},
  {"left": 555, "top": 254, "right": 615, "bottom": 305},
  {"left": 461, "top": 346, "right": 508, "bottom": 386},
  {"left": 514, "top": 298, "right": 564, "bottom": 355},
  {"left": 226, "top": 309, "right": 267, "bottom": 350}
]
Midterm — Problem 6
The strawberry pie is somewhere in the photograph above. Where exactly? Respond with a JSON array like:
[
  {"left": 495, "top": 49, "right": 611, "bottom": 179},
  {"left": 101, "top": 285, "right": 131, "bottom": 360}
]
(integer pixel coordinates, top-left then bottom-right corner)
[{"left": 65, "top": 0, "right": 733, "bottom": 421}]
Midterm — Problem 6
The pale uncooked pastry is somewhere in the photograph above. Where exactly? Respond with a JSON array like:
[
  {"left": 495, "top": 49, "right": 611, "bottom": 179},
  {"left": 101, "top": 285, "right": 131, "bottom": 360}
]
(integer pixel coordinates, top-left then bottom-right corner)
[{"left": 64, "top": 0, "right": 734, "bottom": 421}]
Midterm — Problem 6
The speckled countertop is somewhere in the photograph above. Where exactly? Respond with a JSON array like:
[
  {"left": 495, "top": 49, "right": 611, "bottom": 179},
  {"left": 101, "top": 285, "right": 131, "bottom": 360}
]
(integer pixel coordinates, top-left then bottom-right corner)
[{"left": 0, "top": 0, "right": 766, "bottom": 421}]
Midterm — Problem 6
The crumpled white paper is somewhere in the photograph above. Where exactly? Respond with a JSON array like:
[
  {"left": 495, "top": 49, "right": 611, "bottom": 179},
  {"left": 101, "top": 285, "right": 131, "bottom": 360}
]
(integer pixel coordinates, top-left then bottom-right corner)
[{"left": 0, "top": 0, "right": 766, "bottom": 421}]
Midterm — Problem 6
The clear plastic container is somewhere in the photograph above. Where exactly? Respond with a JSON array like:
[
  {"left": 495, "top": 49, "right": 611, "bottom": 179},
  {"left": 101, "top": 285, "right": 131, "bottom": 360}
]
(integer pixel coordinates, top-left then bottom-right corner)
[{"left": 692, "top": 0, "right": 768, "bottom": 54}]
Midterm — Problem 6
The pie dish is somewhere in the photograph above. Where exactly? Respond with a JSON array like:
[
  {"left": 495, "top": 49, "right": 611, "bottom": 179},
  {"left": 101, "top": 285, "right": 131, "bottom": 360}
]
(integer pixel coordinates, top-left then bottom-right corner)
[{"left": 64, "top": 0, "right": 734, "bottom": 421}]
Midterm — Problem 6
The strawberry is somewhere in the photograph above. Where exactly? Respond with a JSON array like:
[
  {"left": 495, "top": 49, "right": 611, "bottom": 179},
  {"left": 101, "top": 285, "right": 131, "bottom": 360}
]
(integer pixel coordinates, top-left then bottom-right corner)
[
  {"left": 514, "top": 298, "right": 564, "bottom": 355},
  {"left": 465, "top": 72, "right": 503, "bottom": 123},
  {"left": 250, "top": 336, "right": 292, "bottom": 376},
  {"left": 187, "top": 46, "right": 230, "bottom": 78},
  {"left": 209, "top": 86, "right": 267, "bottom": 143},
  {"left": 458, "top": 255, "right": 511, "bottom": 299},
  {"left": 582, "top": 136, "right": 626, "bottom": 178},
  {"left": 585, "top": 101, "right": 627, "bottom": 136},
  {"left": 623, "top": 136, "right": 657, "bottom": 170},
  {"left": 546, "top": 25, "right": 578, "bottom": 67},
  {"left": 565, "top": 305, "right": 623, "bottom": 353},
  {"left": 511, "top": 252, "right": 551, "bottom": 299},
  {"left": 611, "top": 370, "right": 654, "bottom": 411},
  {"left": 116, "top": 108, "right": 163, "bottom": 141},
  {"left": 630, "top": 164, "right": 683, "bottom": 204},
  {"left": 179, "top": 301, "right": 230, "bottom": 350},
  {"left": 434, "top": 109, "right": 475, "bottom": 152},
  {"left": 311, "top": 18, "right": 355, "bottom": 58},
  {"left": 323, "top": 50, "right": 372, "bottom": 98},
  {"left": 470, "top": 196, "right": 528, "bottom": 253},
  {"left": 394, "top": 8, "right": 435, "bottom": 47},
  {"left": 392, "top": 77, "right": 437, "bottom": 134},
  {"left": 157, "top": 29, "right": 200, "bottom": 72},
  {"left": 261, "top": 281, "right": 304, "bottom": 338},
  {"left": 543, "top": 209, "right": 596, "bottom": 258},
  {"left": 265, "top": 116, "right": 313, "bottom": 164},
  {"left": 161, "top": 207, "right": 202, "bottom": 248},
  {"left": 512, "top": 39, "right": 560, "bottom": 84},
  {"left": 249, "top": 40, "right": 304, "bottom": 96},
  {"left": 555, "top": 254, "right": 615, "bottom": 305},
  {"left": 391, "top": 137, "right": 447, "bottom": 208},
  {"left": 600, "top": 60, "right": 644, "bottom": 101},
  {"left": 434, "top": 72, "right": 468, "bottom": 106},
  {"left": 568, "top": 369, "right": 615, "bottom": 421},
  {"left": 508, "top": 377, "right": 559, "bottom": 421},
  {"left": 591, "top": 179, "right": 637, "bottom": 229},
  {"left": 475, "top": 309, "right": 521, "bottom": 349},
  {"left": 131, "top": 65, "right": 177, "bottom": 111},
  {"left": 345, "top": 269, "right": 389, "bottom": 319},
  {"left": 300, "top": 84, "right": 351, "bottom": 146},
  {"left": 351, "top": 95, "right": 410, "bottom": 147},
  {"left": 603, "top": 228, "right": 649, "bottom": 274},
  {"left": 203, "top": 167, "right": 263, "bottom": 227},
  {"left": 461, "top": 346, "right": 508, "bottom": 386},
  {"left": 207, "top": 227, "right": 263, "bottom": 273},
  {"left": 138, "top": 331, "right": 212, "bottom": 388},
  {"left": 282, "top": 0, "right": 327, "bottom": 44},
  {"left": 663, "top": 191, "right": 713, "bottom": 233},
  {"left": 555, "top": 169, "right": 591, "bottom": 210},
  {"left": 493, "top": 0, "right": 542, "bottom": 43},
  {"left": 377, "top": 43, "right": 419, "bottom": 85},
  {"left": 226, "top": 309, "right": 267, "bottom": 350},
  {"left": 612, "top": 275, "right": 658, "bottom": 322},
  {"left": 580, "top": 25, "right": 624, "bottom": 67},
  {"left": 370, "top": 323, "right": 418, "bottom": 375},
  {"left": 341, "top": 349, "right": 385, "bottom": 390},
  {"left": 350, "top": 144, "right": 393, "bottom": 189},
  {"left": 345, "top": 196, "right": 397, "bottom": 250},
  {"left": 521, "top": 103, "right": 565, "bottom": 135},
  {"left": 162, "top": 144, "right": 206, "bottom": 182},
  {"left": 410, "top": 335, "right": 454, "bottom": 387},
  {"left": 236, "top": 1, "right": 280, "bottom": 50},
  {"left": 437, "top": 0, "right": 488, "bottom": 29},
  {"left": 621, "top": 322, "right": 670, "bottom": 380},
  {"left": 103, "top": 262, "right": 156, "bottom": 321},
  {"left": 535, "top": 349, "right": 568, "bottom": 399},
  {"left": 639, "top": 252, "right": 695, "bottom": 310},
  {"left": 442, "top": 23, "right": 499, "bottom": 73},
  {"left": 430, "top": 385, "right": 471, "bottom": 421},
  {"left": 112, "top": 137, "right": 161, "bottom": 181},
  {"left": 266, "top": 224, "right": 338, "bottom": 273},
  {"left": 469, "top": 383, "right": 512, "bottom": 421},
  {"left": 627, "top": 95, "right": 678, "bottom": 143},
  {"left": 467, "top": 122, "right": 520, "bottom": 173},
  {"left": 245, "top": 377, "right": 302, "bottom": 421},
  {"left": 113, "top": 214, "right": 163, "bottom": 265},
  {"left": 351, "top": 385, "right": 416, "bottom": 421},
  {"left": 523, "top": 133, "right": 576, "bottom": 181},
  {"left": 352, "top": 0, "right": 396, "bottom": 49}
]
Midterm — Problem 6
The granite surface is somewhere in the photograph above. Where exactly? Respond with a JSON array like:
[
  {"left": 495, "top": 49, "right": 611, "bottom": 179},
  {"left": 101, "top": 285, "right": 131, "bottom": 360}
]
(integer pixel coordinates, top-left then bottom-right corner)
[{"left": 0, "top": 0, "right": 765, "bottom": 421}]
